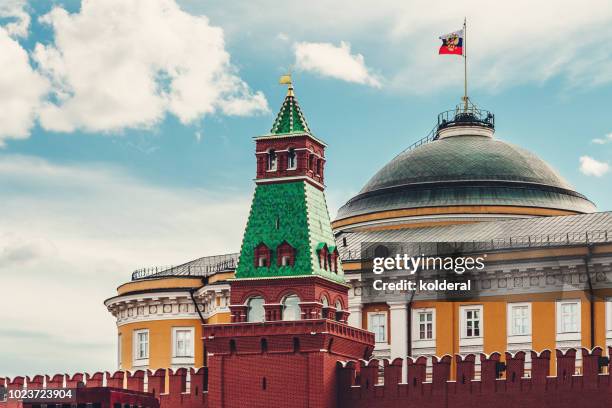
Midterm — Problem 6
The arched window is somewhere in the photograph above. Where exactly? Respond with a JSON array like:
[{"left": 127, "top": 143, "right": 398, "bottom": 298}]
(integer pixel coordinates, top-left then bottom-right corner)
[
  {"left": 321, "top": 296, "right": 329, "bottom": 308},
  {"left": 335, "top": 299, "right": 343, "bottom": 311},
  {"left": 282, "top": 294, "right": 301, "bottom": 321},
  {"left": 316, "top": 159, "right": 321, "bottom": 175},
  {"left": 287, "top": 148, "right": 296, "bottom": 169},
  {"left": 247, "top": 296, "right": 265, "bottom": 322},
  {"left": 308, "top": 154, "right": 315, "bottom": 171},
  {"left": 267, "top": 149, "right": 277, "bottom": 171},
  {"left": 374, "top": 245, "right": 389, "bottom": 258}
]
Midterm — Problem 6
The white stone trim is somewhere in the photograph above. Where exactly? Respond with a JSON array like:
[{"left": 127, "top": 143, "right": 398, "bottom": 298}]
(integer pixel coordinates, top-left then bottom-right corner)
[
  {"left": 254, "top": 175, "right": 324, "bottom": 189},
  {"left": 437, "top": 125, "right": 494, "bottom": 139},
  {"left": 107, "top": 285, "right": 230, "bottom": 327}
]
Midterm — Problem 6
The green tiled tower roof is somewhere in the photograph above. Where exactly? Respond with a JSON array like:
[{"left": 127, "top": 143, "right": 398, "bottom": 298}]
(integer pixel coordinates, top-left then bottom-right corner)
[
  {"left": 235, "top": 182, "right": 343, "bottom": 282},
  {"left": 269, "top": 86, "right": 311, "bottom": 135}
]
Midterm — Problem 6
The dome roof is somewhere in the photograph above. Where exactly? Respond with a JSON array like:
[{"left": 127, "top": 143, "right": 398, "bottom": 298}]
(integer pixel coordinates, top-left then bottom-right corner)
[{"left": 335, "top": 129, "right": 596, "bottom": 228}]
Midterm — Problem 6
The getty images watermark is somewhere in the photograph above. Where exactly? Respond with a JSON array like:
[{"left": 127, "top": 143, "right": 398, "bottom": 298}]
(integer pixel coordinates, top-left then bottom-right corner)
[{"left": 371, "top": 253, "right": 487, "bottom": 292}]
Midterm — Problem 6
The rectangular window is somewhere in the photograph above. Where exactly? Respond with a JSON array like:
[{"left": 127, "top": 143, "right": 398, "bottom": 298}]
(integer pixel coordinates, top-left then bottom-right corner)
[
  {"left": 465, "top": 309, "right": 480, "bottom": 337},
  {"left": 368, "top": 312, "right": 387, "bottom": 343},
  {"left": 508, "top": 303, "right": 531, "bottom": 336},
  {"left": 173, "top": 328, "right": 194, "bottom": 357},
  {"left": 418, "top": 311, "right": 434, "bottom": 340},
  {"left": 461, "top": 306, "right": 483, "bottom": 338},
  {"left": 134, "top": 329, "right": 149, "bottom": 362},
  {"left": 558, "top": 301, "right": 580, "bottom": 333}
]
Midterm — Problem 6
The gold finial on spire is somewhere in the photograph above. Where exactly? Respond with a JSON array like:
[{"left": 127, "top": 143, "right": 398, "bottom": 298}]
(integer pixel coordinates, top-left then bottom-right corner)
[{"left": 279, "top": 71, "right": 294, "bottom": 96}]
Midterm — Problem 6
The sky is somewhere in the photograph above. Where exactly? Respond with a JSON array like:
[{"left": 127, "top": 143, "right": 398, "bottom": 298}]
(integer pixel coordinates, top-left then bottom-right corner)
[{"left": 1, "top": 0, "right": 612, "bottom": 376}]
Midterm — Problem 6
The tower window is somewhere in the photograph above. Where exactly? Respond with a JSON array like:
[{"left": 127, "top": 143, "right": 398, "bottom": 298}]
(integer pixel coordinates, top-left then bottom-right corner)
[
  {"left": 282, "top": 294, "right": 301, "bottom": 321},
  {"left": 330, "top": 248, "right": 339, "bottom": 273},
  {"left": 275, "top": 216, "right": 280, "bottom": 230},
  {"left": 267, "top": 149, "right": 277, "bottom": 171},
  {"left": 254, "top": 243, "right": 271, "bottom": 268},
  {"left": 276, "top": 241, "right": 295, "bottom": 267},
  {"left": 247, "top": 297, "right": 265, "bottom": 322},
  {"left": 287, "top": 148, "right": 296, "bottom": 170},
  {"left": 321, "top": 296, "right": 329, "bottom": 307}
]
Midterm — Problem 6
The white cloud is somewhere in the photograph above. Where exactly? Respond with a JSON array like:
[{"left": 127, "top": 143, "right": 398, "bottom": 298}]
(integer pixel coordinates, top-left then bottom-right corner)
[
  {"left": 0, "top": 155, "right": 250, "bottom": 375},
  {"left": 193, "top": 0, "right": 612, "bottom": 93},
  {"left": 592, "top": 133, "right": 612, "bottom": 145},
  {"left": 294, "top": 41, "right": 381, "bottom": 87},
  {"left": 0, "top": 0, "right": 30, "bottom": 38},
  {"left": 0, "top": 27, "right": 48, "bottom": 145},
  {"left": 30, "top": 0, "right": 268, "bottom": 133},
  {"left": 579, "top": 156, "right": 610, "bottom": 177}
]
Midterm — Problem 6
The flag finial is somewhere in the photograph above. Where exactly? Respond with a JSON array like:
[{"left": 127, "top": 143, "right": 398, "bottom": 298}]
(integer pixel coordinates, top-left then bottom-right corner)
[{"left": 279, "top": 72, "right": 294, "bottom": 96}]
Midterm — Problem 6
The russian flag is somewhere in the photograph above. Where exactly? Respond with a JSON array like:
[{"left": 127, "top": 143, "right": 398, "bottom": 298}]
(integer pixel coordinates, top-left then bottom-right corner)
[{"left": 439, "top": 29, "right": 464, "bottom": 55}]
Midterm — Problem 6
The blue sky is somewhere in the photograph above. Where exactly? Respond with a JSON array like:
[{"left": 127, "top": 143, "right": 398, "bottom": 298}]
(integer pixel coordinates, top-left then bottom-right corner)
[{"left": 1, "top": 0, "right": 612, "bottom": 375}]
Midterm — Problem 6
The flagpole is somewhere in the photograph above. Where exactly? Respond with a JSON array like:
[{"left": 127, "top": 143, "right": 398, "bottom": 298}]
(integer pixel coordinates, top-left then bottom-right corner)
[{"left": 463, "top": 17, "right": 468, "bottom": 112}]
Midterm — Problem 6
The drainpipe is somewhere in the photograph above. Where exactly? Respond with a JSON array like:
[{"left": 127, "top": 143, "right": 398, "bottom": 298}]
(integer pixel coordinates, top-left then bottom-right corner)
[
  {"left": 584, "top": 244, "right": 595, "bottom": 349},
  {"left": 189, "top": 287, "right": 208, "bottom": 367},
  {"left": 189, "top": 287, "right": 207, "bottom": 324}
]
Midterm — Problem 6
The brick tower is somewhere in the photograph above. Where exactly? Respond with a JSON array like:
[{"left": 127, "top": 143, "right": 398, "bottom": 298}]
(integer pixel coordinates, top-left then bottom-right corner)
[{"left": 203, "top": 78, "right": 374, "bottom": 408}]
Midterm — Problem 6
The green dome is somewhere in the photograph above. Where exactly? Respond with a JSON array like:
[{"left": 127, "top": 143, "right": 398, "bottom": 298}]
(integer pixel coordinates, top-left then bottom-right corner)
[{"left": 336, "top": 133, "right": 596, "bottom": 222}]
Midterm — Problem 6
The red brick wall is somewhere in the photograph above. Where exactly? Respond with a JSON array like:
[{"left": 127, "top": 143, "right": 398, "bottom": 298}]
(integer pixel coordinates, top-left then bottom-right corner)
[{"left": 337, "top": 347, "right": 612, "bottom": 408}]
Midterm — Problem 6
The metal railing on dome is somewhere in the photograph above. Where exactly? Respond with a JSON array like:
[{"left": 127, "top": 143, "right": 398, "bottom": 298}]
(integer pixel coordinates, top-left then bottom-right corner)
[
  {"left": 437, "top": 105, "right": 495, "bottom": 131},
  {"left": 338, "top": 229, "right": 612, "bottom": 261},
  {"left": 393, "top": 104, "right": 495, "bottom": 159},
  {"left": 131, "top": 253, "right": 240, "bottom": 281}
]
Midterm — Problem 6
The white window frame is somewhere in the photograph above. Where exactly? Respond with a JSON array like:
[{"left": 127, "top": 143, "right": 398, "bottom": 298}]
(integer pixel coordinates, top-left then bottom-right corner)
[
  {"left": 367, "top": 311, "right": 388, "bottom": 344},
  {"left": 133, "top": 329, "right": 149, "bottom": 367},
  {"left": 459, "top": 305, "right": 484, "bottom": 349},
  {"left": 171, "top": 327, "right": 195, "bottom": 367},
  {"left": 412, "top": 308, "right": 436, "bottom": 353},
  {"left": 556, "top": 300, "right": 581, "bottom": 342},
  {"left": 507, "top": 302, "right": 532, "bottom": 345}
]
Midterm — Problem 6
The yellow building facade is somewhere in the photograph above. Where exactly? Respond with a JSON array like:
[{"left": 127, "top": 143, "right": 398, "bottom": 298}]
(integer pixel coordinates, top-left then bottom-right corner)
[{"left": 105, "top": 258, "right": 236, "bottom": 371}]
